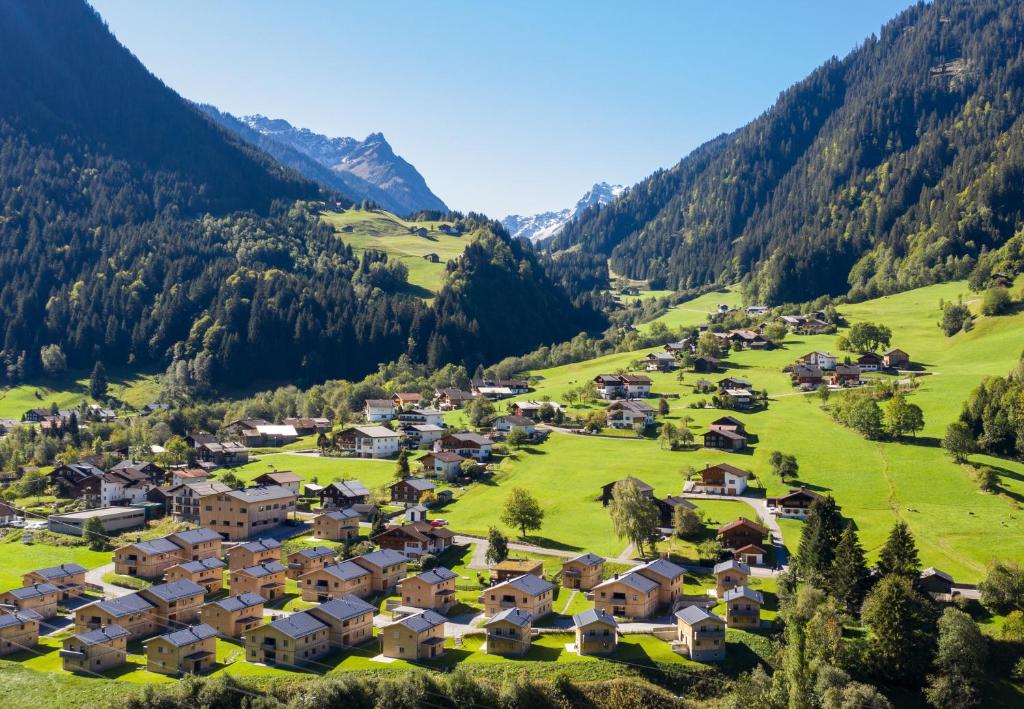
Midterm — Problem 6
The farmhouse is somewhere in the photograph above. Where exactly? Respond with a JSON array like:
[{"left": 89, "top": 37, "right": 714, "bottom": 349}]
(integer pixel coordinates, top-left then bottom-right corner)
[
  {"left": 646, "top": 351, "right": 677, "bottom": 371},
  {"left": 480, "top": 574, "right": 555, "bottom": 619},
  {"left": 674, "top": 606, "right": 726, "bottom": 661},
  {"left": 397, "top": 566, "right": 458, "bottom": 612},
  {"left": 372, "top": 521, "right": 453, "bottom": 558},
  {"left": 604, "top": 400, "right": 655, "bottom": 429},
  {"left": 50, "top": 462, "right": 104, "bottom": 503},
  {"left": 491, "top": 414, "right": 536, "bottom": 435},
  {"left": 144, "top": 624, "right": 217, "bottom": 676},
  {"left": 379, "top": 609, "right": 446, "bottom": 660},
  {"left": 767, "top": 487, "right": 824, "bottom": 518},
  {"left": 592, "top": 572, "right": 659, "bottom": 619},
  {"left": 511, "top": 400, "right": 563, "bottom": 420},
  {"left": 791, "top": 364, "right": 824, "bottom": 387},
  {"left": 713, "top": 559, "right": 751, "bottom": 596},
  {"left": 252, "top": 471, "right": 302, "bottom": 495},
  {"left": 99, "top": 467, "right": 153, "bottom": 507},
  {"left": 620, "top": 374, "right": 653, "bottom": 398},
  {"left": 318, "top": 479, "right": 371, "bottom": 509},
  {"left": 0, "top": 610, "right": 41, "bottom": 656},
  {"left": 195, "top": 441, "right": 249, "bottom": 467},
  {"left": 199, "top": 592, "right": 265, "bottom": 639},
  {"left": 799, "top": 351, "right": 837, "bottom": 370},
  {"left": 363, "top": 399, "right": 395, "bottom": 422},
  {"left": 245, "top": 612, "right": 330, "bottom": 667},
  {"left": 0, "top": 583, "right": 60, "bottom": 619},
  {"left": 352, "top": 550, "right": 410, "bottom": 592},
  {"left": 165, "top": 557, "right": 226, "bottom": 595},
  {"left": 434, "top": 388, "right": 474, "bottom": 410},
  {"left": 830, "top": 364, "right": 862, "bottom": 386},
  {"left": 435, "top": 432, "right": 493, "bottom": 460},
  {"left": 283, "top": 417, "right": 332, "bottom": 435},
  {"left": 703, "top": 426, "right": 748, "bottom": 451},
  {"left": 312, "top": 509, "right": 360, "bottom": 541},
  {"left": 883, "top": 347, "right": 910, "bottom": 368},
  {"left": 718, "top": 518, "right": 769, "bottom": 549},
  {"left": 200, "top": 485, "right": 297, "bottom": 541},
  {"left": 484, "top": 608, "right": 533, "bottom": 656},
  {"left": 723, "top": 586, "right": 763, "bottom": 628},
  {"left": 335, "top": 426, "right": 401, "bottom": 458},
  {"left": 418, "top": 451, "right": 466, "bottom": 481},
  {"left": 22, "top": 563, "right": 87, "bottom": 599},
  {"left": 307, "top": 595, "right": 376, "bottom": 648},
  {"left": 600, "top": 477, "right": 654, "bottom": 506},
  {"left": 299, "top": 561, "right": 372, "bottom": 602},
  {"left": 139, "top": 580, "right": 205, "bottom": 627},
  {"left": 688, "top": 462, "right": 751, "bottom": 495},
  {"left": 226, "top": 538, "right": 282, "bottom": 570},
  {"left": 392, "top": 392, "right": 423, "bottom": 410},
  {"left": 692, "top": 356, "right": 719, "bottom": 373},
  {"left": 230, "top": 562, "right": 287, "bottom": 601},
  {"left": 560, "top": 553, "right": 604, "bottom": 591},
  {"left": 390, "top": 476, "right": 436, "bottom": 505},
  {"left": 62, "top": 624, "right": 130, "bottom": 674},
  {"left": 857, "top": 352, "right": 883, "bottom": 372},
  {"left": 572, "top": 608, "right": 618, "bottom": 656},
  {"left": 717, "top": 377, "right": 752, "bottom": 392}
]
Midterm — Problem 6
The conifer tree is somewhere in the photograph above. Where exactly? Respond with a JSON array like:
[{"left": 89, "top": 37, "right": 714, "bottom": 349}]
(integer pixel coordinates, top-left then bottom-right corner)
[
  {"left": 832, "top": 525, "right": 869, "bottom": 614},
  {"left": 794, "top": 495, "right": 843, "bottom": 584},
  {"left": 861, "top": 575, "right": 937, "bottom": 685},
  {"left": 876, "top": 521, "right": 921, "bottom": 580}
]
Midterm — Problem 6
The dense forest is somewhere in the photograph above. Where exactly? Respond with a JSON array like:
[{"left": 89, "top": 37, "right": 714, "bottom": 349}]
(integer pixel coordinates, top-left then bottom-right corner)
[
  {"left": 551, "top": 0, "right": 1024, "bottom": 305},
  {"left": 0, "top": 0, "right": 600, "bottom": 393}
]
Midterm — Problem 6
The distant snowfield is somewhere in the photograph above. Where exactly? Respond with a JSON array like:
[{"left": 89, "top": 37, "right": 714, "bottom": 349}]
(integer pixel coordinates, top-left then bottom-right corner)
[{"left": 502, "top": 182, "right": 625, "bottom": 243}]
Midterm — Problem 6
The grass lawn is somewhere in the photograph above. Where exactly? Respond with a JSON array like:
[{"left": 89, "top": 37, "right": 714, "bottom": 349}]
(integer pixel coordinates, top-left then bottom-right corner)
[
  {"left": 0, "top": 536, "right": 110, "bottom": 590},
  {"left": 638, "top": 286, "right": 743, "bottom": 332},
  {"left": 230, "top": 452, "right": 399, "bottom": 493},
  {"left": 0, "top": 367, "right": 161, "bottom": 419}
]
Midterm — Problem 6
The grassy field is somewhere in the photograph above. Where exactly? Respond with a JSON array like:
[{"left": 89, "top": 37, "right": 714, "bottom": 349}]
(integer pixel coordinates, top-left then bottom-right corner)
[
  {"left": 441, "top": 280, "right": 1024, "bottom": 581},
  {"left": 638, "top": 286, "right": 743, "bottom": 332},
  {"left": 320, "top": 209, "right": 469, "bottom": 296},
  {"left": 230, "top": 452, "right": 401, "bottom": 492},
  {"left": 0, "top": 368, "right": 161, "bottom": 419},
  {"left": 0, "top": 535, "right": 111, "bottom": 590}
]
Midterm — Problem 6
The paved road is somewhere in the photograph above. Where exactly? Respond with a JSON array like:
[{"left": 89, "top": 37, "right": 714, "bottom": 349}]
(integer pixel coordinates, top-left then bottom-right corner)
[
  {"left": 453, "top": 534, "right": 581, "bottom": 570},
  {"left": 682, "top": 491, "right": 788, "bottom": 569},
  {"left": 84, "top": 562, "right": 133, "bottom": 598}
]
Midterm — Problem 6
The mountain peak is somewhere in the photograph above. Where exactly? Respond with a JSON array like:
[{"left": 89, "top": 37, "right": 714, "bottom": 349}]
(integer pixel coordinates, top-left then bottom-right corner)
[{"left": 501, "top": 182, "right": 624, "bottom": 243}]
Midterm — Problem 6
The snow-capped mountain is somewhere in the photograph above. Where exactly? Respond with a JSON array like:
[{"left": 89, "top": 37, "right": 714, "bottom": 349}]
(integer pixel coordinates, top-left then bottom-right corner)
[{"left": 502, "top": 182, "right": 625, "bottom": 243}]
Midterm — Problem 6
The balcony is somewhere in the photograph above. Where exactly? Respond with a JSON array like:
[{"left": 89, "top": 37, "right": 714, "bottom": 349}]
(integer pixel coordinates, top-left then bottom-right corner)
[{"left": 59, "top": 649, "right": 86, "bottom": 660}]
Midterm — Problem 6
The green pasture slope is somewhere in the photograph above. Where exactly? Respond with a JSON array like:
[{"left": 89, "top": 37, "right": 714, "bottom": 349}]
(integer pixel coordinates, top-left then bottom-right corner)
[
  {"left": 443, "top": 279, "right": 1024, "bottom": 581},
  {"left": 320, "top": 208, "right": 469, "bottom": 295},
  {"left": 0, "top": 369, "right": 160, "bottom": 420}
]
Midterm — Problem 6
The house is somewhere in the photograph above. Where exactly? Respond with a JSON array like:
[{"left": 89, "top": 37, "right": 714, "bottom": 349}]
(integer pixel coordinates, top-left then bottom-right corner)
[
  {"left": 491, "top": 415, "right": 536, "bottom": 435},
  {"left": 283, "top": 417, "right": 332, "bottom": 436},
  {"left": 253, "top": 471, "right": 302, "bottom": 495},
  {"left": 791, "top": 364, "right": 824, "bottom": 387},
  {"left": 307, "top": 595, "right": 376, "bottom": 648},
  {"left": 675, "top": 606, "right": 726, "bottom": 661},
  {"left": 620, "top": 375, "right": 653, "bottom": 398},
  {"left": 167, "top": 480, "right": 231, "bottom": 522},
  {"left": 920, "top": 568, "right": 955, "bottom": 598},
  {"left": 723, "top": 586, "right": 763, "bottom": 628},
  {"left": 390, "top": 477, "right": 436, "bottom": 505},
  {"left": 434, "top": 388, "right": 474, "bottom": 410},
  {"left": 0, "top": 609, "right": 41, "bottom": 656},
  {"left": 286, "top": 547, "right": 338, "bottom": 580},
  {"left": 691, "top": 463, "right": 751, "bottom": 496},
  {"left": 600, "top": 477, "right": 654, "bottom": 506},
  {"left": 713, "top": 559, "right": 750, "bottom": 596},
  {"left": 114, "top": 538, "right": 183, "bottom": 578},
  {"left": 74, "top": 593, "right": 159, "bottom": 640},
  {"left": 799, "top": 351, "right": 837, "bottom": 370},
  {"left": 766, "top": 487, "right": 824, "bottom": 519},
  {"left": 657, "top": 496, "right": 700, "bottom": 525},
  {"left": 593, "top": 375, "right": 623, "bottom": 399},
  {"left": 379, "top": 609, "right": 447, "bottom": 660},
  {"left": 139, "top": 580, "right": 205, "bottom": 627},
  {"left": 50, "top": 462, "right": 104, "bottom": 503},
  {"left": 144, "top": 624, "right": 218, "bottom": 676},
  {"left": 111, "top": 459, "right": 165, "bottom": 485},
  {"left": 98, "top": 470, "right": 151, "bottom": 508},
  {"left": 692, "top": 356, "right": 719, "bottom": 373},
  {"left": 418, "top": 451, "right": 466, "bottom": 481},
  {"left": 352, "top": 550, "right": 409, "bottom": 593},
  {"left": 167, "top": 527, "right": 223, "bottom": 562},
  {"left": 722, "top": 388, "right": 755, "bottom": 409},
  {"left": 224, "top": 418, "right": 270, "bottom": 434},
  {"left": 199, "top": 593, "right": 265, "bottom": 639},
  {"left": 439, "top": 224, "right": 462, "bottom": 235},
  {"left": 480, "top": 574, "right": 555, "bottom": 619},
  {"left": 405, "top": 504, "right": 428, "bottom": 524},
  {"left": 560, "top": 553, "right": 604, "bottom": 591},
  {"left": 882, "top": 348, "right": 910, "bottom": 368},
  {"left": 397, "top": 408, "right": 445, "bottom": 427},
  {"left": 227, "top": 538, "right": 282, "bottom": 570},
  {"left": 335, "top": 426, "right": 401, "bottom": 458},
  {"left": 48, "top": 506, "right": 146, "bottom": 536},
  {"left": 399, "top": 424, "right": 446, "bottom": 447},
  {"left": 592, "top": 572, "right": 659, "bottom": 619},
  {"left": 313, "top": 509, "right": 360, "bottom": 542},
  {"left": 572, "top": 608, "right": 618, "bottom": 656},
  {"left": 511, "top": 400, "right": 563, "bottom": 420},
  {"left": 435, "top": 432, "right": 493, "bottom": 460},
  {"left": 397, "top": 567, "right": 458, "bottom": 612},
  {"left": 646, "top": 351, "right": 677, "bottom": 371},
  {"left": 363, "top": 399, "right": 395, "bottom": 422},
  {"left": 0, "top": 501, "right": 17, "bottom": 525},
  {"left": 230, "top": 562, "right": 287, "bottom": 601},
  {"left": 0, "top": 583, "right": 60, "bottom": 619},
  {"left": 490, "top": 558, "right": 544, "bottom": 583},
  {"left": 830, "top": 364, "right": 862, "bottom": 387},
  {"left": 422, "top": 252, "right": 439, "bottom": 263},
  {"left": 392, "top": 392, "right": 423, "bottom": 410},
  {"left": 165, "top": 558, "right": 226, "bottom": 596},
  {"left": 857, "top": 352, "right": 883, "bottom": 372},
  {"left": 718, "top": 518, "right": 769, "bottom": 550},
  {"left": 245, "top": 612, "right": 330, "bottom": 667},
  {"left": 199, "top": 485, "right": 296, "bottom": 541},
  {"left": 372, "top": 522, "right": 453, "bottom": 558},
  {"left": 22, "top": 563, "right": 87, "bottom": 600},
  {"left": 734, "top": 544, "right": 766, "bottom": 566},
  {"left": 22, "top": 407, "right": 53, "bottom": 424},
  {"left": 703, "top": 426, "right": 748, "bottom": 452},
  {"left": 634, "top": 558, "right": 685, "bottom": 608},
  {"left": 484, "top": 608, "right": 532, "bottom": 656},
  {"left": 171, "top": 468, "right": 211, "bottom": 486},
  {"left": 604, "top": 400, "right": 655, "bottom": 429},
  {"left": 195, "top": 441, "right": 249, "bottom": 467},
  {"left": 318, "top": 479, "right": 371, "bottom": 510},
  {"left": 472, "top": 378, "right": 530, "bottom": 397},
  {"left": 299, "top": 561, "right": 372, "bottom": 602},
  {"left": 61, "top": 624, "right": 130, "bottom": 674}
]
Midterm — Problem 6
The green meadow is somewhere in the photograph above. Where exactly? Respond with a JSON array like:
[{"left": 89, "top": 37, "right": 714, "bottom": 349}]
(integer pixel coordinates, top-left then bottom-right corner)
[{"left": 0, "top": 368, "right": 161, "bottom": 419}]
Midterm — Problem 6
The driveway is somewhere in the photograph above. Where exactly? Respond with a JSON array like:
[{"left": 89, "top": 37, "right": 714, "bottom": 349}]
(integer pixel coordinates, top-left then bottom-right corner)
[
  {"left": 682, "top": 491, "right": 788, "bottom": 569},
  {"left": 84, "top": 562, "right": 133, "bottom": 598},
  {"left": 452, "top": 534, "right": 580, "bottom": 571}
]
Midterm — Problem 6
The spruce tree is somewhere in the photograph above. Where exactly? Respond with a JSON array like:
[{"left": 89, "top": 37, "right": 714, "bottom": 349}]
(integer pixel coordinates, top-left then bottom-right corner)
[
  {"left": 832, "top": 525, "right": 869, "bottom": 614},
  {"left": 795, "top": 495, "right": 843, "bottom": 584},
  {"left": 861, "top": 575, "right": 937, "bottom": 685},
  {"left": 89, "top": 361, "right": 107, "bottom": 401},
  {"left": 877, "top": 521, "right": 921, "bottom": 580}
]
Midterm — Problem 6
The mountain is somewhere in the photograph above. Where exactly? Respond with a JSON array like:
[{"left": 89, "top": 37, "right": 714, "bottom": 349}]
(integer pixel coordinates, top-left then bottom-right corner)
[
  {"left": 202, "top": 108, "right": 448, "bottom": 216},
  {"left": 502, "top": 182, "right": 624, "bottom": 243},
  {"left": 552, "top": 0, "right": 1024, "bottom": 305}
]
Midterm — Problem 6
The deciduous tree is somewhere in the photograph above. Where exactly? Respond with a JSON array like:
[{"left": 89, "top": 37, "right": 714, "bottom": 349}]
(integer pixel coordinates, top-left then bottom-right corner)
[
  {"left": 500, "top": 487, "right": 544, "bottom": 539},
  {"left": 608, "top": 479, "right": 660, "bottom": 557}
]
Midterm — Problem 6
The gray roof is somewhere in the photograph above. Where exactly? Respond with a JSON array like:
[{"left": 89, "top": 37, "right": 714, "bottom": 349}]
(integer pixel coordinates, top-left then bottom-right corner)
[
  {"left": 75, "top": 624, "right": 131, "bottom": 645},
  {"left": 921, "top": 567, "right": 954, "bottom": 583},
  {"left": 291, "top": 546, "right": 337, "bottom": 560},
  {"left": 177, "top": 558, "right": 226, "bottom": 573},
  {"left": 94, "top": 593, "right": 155, "bottom": 617},
  {"left": 723, "top": 586, "right": 764, "bottom": 604},
  {"left": 267, "top": 611, "right": 328, "bottom": 639},
  {"left": 225, "top": 485, "right": 294, "bottom": 503},
  {"left": 144, "top": 580, "right": 205, "bottom": 602},
  {"left": 485, "top": 607, "right": 532, "bottom": 628},
  {"left": 170, "top": 528, "right": 222, "bottom": 545},
  {"left": 567, "top": 553, "right": 603, "bottom": 567},
  {"left": 395, "top": 609, "right": 447, "bottom": 633},
  {"left": 395, "top": 477, "right": 435, "bottom": 492},
  {"left": 319, "top": 509, "right": 360, "bottom": 522},
  {"left": 713, "top": 560, "right": 751, "bottom": 576},
  {"left": 636, "top": 558, "right": 686, "bottom": 581},
  {"left": 308, "top": 596, "right": 376, "bottom": 623},
  {"left": 238, "top": 538, "right": 282, "bottom": 553},
  {"left": 595, "top": 572, "right": 658, "bottom": 594},
  {"left": 241, "top": 561, "right": 287, "bottom": 578},
  {"left": 676, "top": 605, "right": 724, "bottom": 626},
  {"left": 413, "top": 567, "right": 458, "bottom": 585},
  {"left": 499, "top": 574, "right": 555, "bottom": 595},
  {"left": 211, "top": 593, "right": 265, "bottom": 612},
  {"left": 573, "top": 608, "right": 617, "bottom": 628},
  {"left": 354, "top": 549, "right": 409, "bottom": 569},
  {"left": 319, "top": 561, "right": 370, "bottom": 581},
  {"left": 5, "top": 583, "right": 60, "bottom": 600},
  {"left": 326, "top": 480, "right": 370, "bottom": 498},
  {"left": 445, "top": 432, "right": 491, "bottom": 446},
  {"left": 0, "top": 610, "right": 42, "bottom": 628},
  {"left": 132, "top": 538, "right": 182, "bottom": 555},
  {"left": 151, "top": 624, "right": 218, "bottom": 647}
]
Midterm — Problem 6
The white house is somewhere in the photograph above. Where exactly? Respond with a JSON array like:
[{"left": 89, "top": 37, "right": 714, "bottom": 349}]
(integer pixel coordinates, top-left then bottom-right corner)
[
  {"left": 99, "top": 471, "right": 151, "bottom": 507},
  {"left": 363, "top": 400, "right": 395, "bottom": 423},
  {"left": 620, "top": 375, "right": 653, "bottom": 399},
  {"left": 400, "top": 424, "right": 445, "bottom": 446},
  {"left": 593, "top": 375, "right": 622, "bottom": 400},
  {"left": 604, "top": 400, "right": 655, "bottom": 429},
  {"left": 799, "top": 352, "right": 837, "bottom": 370},
  {"left": 397, "top": 408, "right": 445, "bottom": 427},
  {"left": 435, "top": 433, "right": 493, "bottom": 461},
  {"left": 336, "top": 426, "right": 401, "bottom": 458},
  {"left": 491, "top": 415, "right": 536, "bottom": 435}
]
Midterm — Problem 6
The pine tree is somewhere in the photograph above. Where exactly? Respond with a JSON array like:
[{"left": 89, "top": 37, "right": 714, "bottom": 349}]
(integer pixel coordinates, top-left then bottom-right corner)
[
  {"left": 877, "top": 521, "right": 921, "bottom": 580},
  {"left": 832, "top": 525, "right": 869, "bottom": 614},
  {"left": 861, "top": 575, "right": 937, "bottom": 685},
  {"left": 89, "top": 361, "right": 107, "bottom": 401},
  {"left": 794, "top": 495, "right": 843, "bottom": 585},
  {"left": 484, "top": 526, "right": 509, "bottom": 565}
]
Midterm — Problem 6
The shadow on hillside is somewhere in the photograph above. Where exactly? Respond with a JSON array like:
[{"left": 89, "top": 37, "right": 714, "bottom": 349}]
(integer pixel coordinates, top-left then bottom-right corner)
[
  {"left": 521, "top": 536, "right": 582, "bottom": 552},
  {"left": 786, "top": 479, "right": 830, "bottom": 493},
  {"left": 895, "top": 435, "right": 941, "bottom": 448},
  {"left": 395, "top": 281, "right": 434, "bottom": 299}
]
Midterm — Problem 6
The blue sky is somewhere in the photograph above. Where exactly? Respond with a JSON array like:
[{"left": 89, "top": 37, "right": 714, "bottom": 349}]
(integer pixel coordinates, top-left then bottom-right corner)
[{"left": 90, "top": 0, "right": 912, "bottom": 217}]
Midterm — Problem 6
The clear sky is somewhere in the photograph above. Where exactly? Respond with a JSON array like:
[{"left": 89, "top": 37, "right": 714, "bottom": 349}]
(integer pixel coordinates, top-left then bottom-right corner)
[{"left": 90, "top": 0, "right": 912, "bottom": 217}]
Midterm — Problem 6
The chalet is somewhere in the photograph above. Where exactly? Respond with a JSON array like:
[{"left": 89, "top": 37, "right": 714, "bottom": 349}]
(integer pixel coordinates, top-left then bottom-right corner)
[
  {"left": 200, "top": 593, "right": 265, "bottom": 638},
  {"left": 692, "top": 356, "right": 719, "bottom": 373},
  {"left": 171, "top": 468, "right": 210, "bottom": 486},
  {"left": 600, "top": 477, "right": 654, "bottom": 506},
  {"left": 703, "top": 426, "right": 748, "bottom": 452},
  {"left": 114, "top": 538, "right": 183, "bottom": 578},
  {"left": 439, "top": 224, "right": 462, "bottom": 235},
  {"left": 390, "top": 476, "right": 436, "bottom": 505},
  {"left": 675, "top": 606, "right": 726, "bottom": 661},
  {"left": 480, "top": 574, "right": 555, "bottom": 619},
  {"left": 830, "top": 364, "right": 862, "bottom": 387},
  {"left": 199, "top": 485, "right": 297, "bottom": 541},
  {"left": 713, "top": 559, "right": 750, "bottom": 596},
  {"left": 418, "top": 451, "right": 466, "bottom": 481},
  {"left": 920, "top": 568, "right": 955, "bottom": 598},
  {"left": 286, "top": 546, "right": 338, "bottom": 580},
  {"left": 22, "top": 563, "right": 87, "bottom": 599},
  {"left": 620, "top": 374, "right": 653, "bottom": 398},
  {"left": 857, "top": 352, "right": 883, "bottom": 372},
  {"left": 718, "top": 518, "right": 769, "bottom": 550},
  {"left": 766, "top": 487, "right": 824, "bottom": 518},
  {"left": 0, "top": 583, "right": 60, "bottom": 619},
  {"left": 560, "top": 553, "right": 604, "bottom": 591},
  {"left": 167, "top": 527, "right": 223, "bottom": 562},
  {"left": 709, "top": 415, "right": 746, "bottom": 435},
  {"left": 195, "top": 441, "right": 249, "bottom": 467},
  {"left": 144, "top": 624, "right": 218, "bottom": 676},
  {"left": 729, "top": 329, "right": 773, "bottom": 350},
  {"left": 665, "top": 339, "right": 691, "bottom": 353},
  {"left": 593, "top": 375, "right": 623, "bottom": 399},
  {"left": 399, "top": 423, "right": 446, "bottom": 447},
  {"left": 398, "top": 408, "right": 445, "bottom": 427},
  {"left": 484, "top": 607, "right": 532, "bottom": 656},
  {"left": 592, "top": 572, "right": 659, "bottom": 619},
  {"left": 299, "top": 561, "right": 372, "bottom": 602},
  {"left": 490, "top": 558, "right": 544, "bottom": 583},
  {"left": 397, "top": 566, "right": 458, "bottom": 612},
  {"left": 283, "top": 417, "right": 331, "bottom": 435},
  {"left": 335, "top": 426, "right": 401, "bottom": 458},
  {"left": 245, "top": 612, "right": 330, "bottom": 667},
  {"left": 22, "top": 408, "right": 52, "bottom": 423},
  {"left": 392, "top": 392, "right": 423, "bottom": 410},
  {"left": 797, "top": 318, "right": 831, "bottom": 335},
  {"left": 379, "top": 609, "right": 446, "bottom": 660},
  {"left": 185, "top": 432, "right": 218, "bottom": 449},
  {"left": 307, "top": 595, "right": 376, "bottom": 648},
  {"left": 99, "top": 468, "right": 152, "bottom": 507},
  {"left": 253, "top": 471, "right": 302, "bottom": 495},
  {"left": 472, "top": 378, "right": 530, "bottom": 396},
  {"left": 139, "top": 580, "right": 205, "bottom": 627},
  {"left": 230, "top": 562, "right": 287, "bottom": 601},
  {"left": 352, "top": 550, "right": 409, "bottom": 593},
  {"left": 734, "top": 544, "right": 766, "bottom": 566},
  {"left": 166, "top": 480, "right": 231, "bottom": 522},
  {"left": 723, "top": 388, "right": 755, "bottom": 409},
  {"left": 717, "top": 377, "right": 753, "bottom": 392},
  {"left": 318, "top": 479, "right": 370, "bottom": 509},
  {"left": 799, "top": 351, "right": 836, "bottom": 370},
  {"left": 882, "top": 348, "right": 910, "bottom": 368},
  {"left": 604, "top": 400, "right": 655, "bottom": 429},
  {"left": 511, "top": 400, "right": 563, "bottom": 420},
  {"left": 363, "top": 399, "right": 395, "bottom": 422},
  {"left": 491, "top": 414, "right": 536, "bottom": 435},
  {"left": 74, "top": 593, "right": 159, "bottom": 640},
  {"left": 422, "top": 252, "right": 439, "bottom": 263},
  {"left": 0, "top": 609, "right": 41, "bottom": 656},
  {"left": 372, "top": 521, "right": 453, "bottom": 558},
  {"left": 224, "top": 418, "right": 270, "bottom": 434},
  {"left": 227, "top": 538, "right": 282, "bottom": 570},
  {"left": 572, "top": 608, "right": 618, "bottom": 656},
  {"left": 111, "top": 459, "right": 165, "bottom": 485},
  {"left": 646, "top": 351, "right": 677, "bottom": 371},
  {"left": 165, "top": 558, "right": 226, "bottom": 595},
  {"left": 313, "top": 509, "right": 360, "bottom": 541},
  {"left": 62, "top": 624, "right": 130, "bottom": 674},
  {"left": 50, "top": 462, "right": 104, "bottom": 503},
  {"left": 688, "top": 462, "right": 751, "bottom": 496},
  {"left": 655, "top": 495, "right": 698, "bottom": 527},
  {"left": 435, "top": 432, "right": 492, "bottom": 460},
  {"left": 635, "top": 558, "right": 685, "bottom": 608},
  {"left": 434, "top": 388, "right": 474, "bottom": 410},
  {"left": 723, "top": 586, "right": 763, "bottom": 628},
  {"left": 791, "top": 364, "right": 824, "bottom": 387}
]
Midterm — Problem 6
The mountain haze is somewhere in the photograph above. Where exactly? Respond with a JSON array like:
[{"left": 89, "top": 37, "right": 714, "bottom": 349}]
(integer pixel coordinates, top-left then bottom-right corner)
[{"left": 502, "top": 182, "right": 625, "bottom": 243}]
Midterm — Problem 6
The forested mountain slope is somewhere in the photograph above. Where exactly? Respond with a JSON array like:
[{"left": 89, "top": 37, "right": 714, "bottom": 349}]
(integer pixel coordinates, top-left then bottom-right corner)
[{"left": 552, "top": 0, "right": 1024, "bottom": 305}]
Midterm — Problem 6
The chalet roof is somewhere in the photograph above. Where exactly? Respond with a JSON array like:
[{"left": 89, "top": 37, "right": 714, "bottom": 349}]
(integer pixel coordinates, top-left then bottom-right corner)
[
  {"left": 354, "top": 549, "right": 409, "bottom": 569},
  {"left": 93, "top": 593, "right": 155, "bottom": 617},
  {"left": 317, "top": 509, "right": 360, "bottom": 522},
  {"left": 393, "top": 392, "right": 423, "bottom": 402},
  {"left": 635, "top": 558, "right": 686, "bottom": 582},
  {"left": 703, "top": 463, "right": 751, "bottom": 478},
  {"left": 573, "top": 608, "right": 617, "bottom": 628},
  {"left": 318, "top": 561, "right": 371, "bottom": 582},
  {"left": 883, "top": 347, "right": 907, "bottom": 355},
  {"left": 393, "top": 477, "right": 435, "bottom": 492},
  {"left": 289, "top": 546, "right": 336, "bottom": 560},
  {"left": 713, "top": 559, "right": 751, "bottom": 576},
  {"left": 364, "top": 399, "right": 394, "bottom": 409},
  {"left": 4, "top": 583, "right": 59, "bottom": 600},
  {"left": 224, "top": 485, "right": 294, "bottom": 503},
  {"left": 705, "top": 427, "right": 747, "bottom": 441},
  {"left": 423, "top": 451, "right": 464, "bottom": 464},
  {"left": 921, "top": 567, "right": 954, "bottom": 583},
  {"left": 723, "top": 586, "right": 764, "bottom": 604},
  {"left": 151, "top": 624, "right": 218, "bottom": 648},
  {"left": 834, "top": 364, "right": 861, "bottom": 375},
  {"left": 411, "top": 567, "right": 458, "bottom": 585},
  {"left": 144, "top": 580, "right": 204, "bottom": 602},
  {"left": 308, "top": 595, "right": 376, "bottom": 623},
  {"left": 603, "top": 477, "right": 653, "bottom": 493},
  {"left": 485, "top": 607, "right": 532, "bottom": 628},
  {"left": 444, "top": 432, "right": 491, "bottom": 446},
  {"left": 406, "top": 407, "right": 442, "bottom": 416},
  {"left": 74, "top": 624, "right": 131, "bottom": 645},
  {"left": 127, "top": 538, "right": 182, "bottom": 556},
  {"left": 566, "top": 552, "right": 603, "bottom": 567},
  {"left": 240, "top": 562, "right": 287, "bottom": 578},
  {"left": 0, "top": 610, "right": 42, "bottom": 629},
  {"left": 619, "top": 374, "right": 652, "bottom": 384},
  {"left": 718, "top": 517, "right": 769, "bottom": 536},
  {"left": 676, "top": 606, "right": 724, "bottom": 626},
  {"left": 493, "top": 415, "right": 534, "bottom": 426},
  {"left": 211, "top": 593, "right": 265, "bottom": 612},
  {"left": 29, "top": 563, "right": 87, "bottom": 580},
  {"left": 254, "top": 471, "right": 302, "bottom": 484},
  {"left": 169, "top": 527, "right": 222, "bottom": 545},
  {"left": 344, "top": 425, "right": 400, "bottom": 439},
  {"left": 710, "top": 416, "right": 745, "bottom": 428},
  {"left": 768, "top": 487, "right": 825, "bottom": 504},
  {"left": 395, "top": 609, "right": 447, "bottom": 633},
  {"left": 497, "top": 574, "right": 556, "bottom": 596},
  {"left": 176, "top": 558, "right": 226, "bottom": 573},
  {"left": 792, "top": 364, "right": 823, "bottom": 378},
  {"left": 324, "top": 480, "right": 370, "bottom": 498},
  {"left": 237, "top": 538, "right": 282, "bottom": 553},
  {"left": 594, "top": 572, "right": 658, "bottom": 594},
  {"left": 266, "top": 611, "right": 328, "bottom": 639}
]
